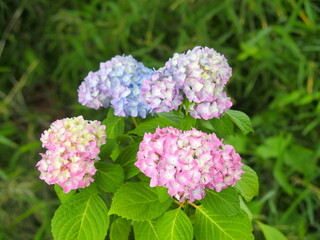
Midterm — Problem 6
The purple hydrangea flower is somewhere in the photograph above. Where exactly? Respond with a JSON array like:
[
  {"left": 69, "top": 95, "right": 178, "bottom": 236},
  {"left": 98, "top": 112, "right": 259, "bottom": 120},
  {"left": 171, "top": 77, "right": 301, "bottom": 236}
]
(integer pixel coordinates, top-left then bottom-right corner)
[
  {"left": 163, "top": 46, "right": 233, "bottom": 119},
  {"left": 78, "top": 55, "right": 154, "bottom": 118},
  {"left": 141, "top": 67, "right": 183, "bottom": 113}
]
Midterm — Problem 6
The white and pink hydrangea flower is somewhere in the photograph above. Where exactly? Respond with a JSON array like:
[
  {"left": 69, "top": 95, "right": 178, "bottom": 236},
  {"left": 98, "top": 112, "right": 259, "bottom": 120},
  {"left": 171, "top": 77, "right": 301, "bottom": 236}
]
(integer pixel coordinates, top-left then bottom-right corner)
[
  {"left": 135, "top": 127, "right": 243, "bottom": 202},
  {"left": 36, "top": 116, "right": 106, "bottom": 193},
  {"left": 163, "top": 46, "right": 233, "bottom": 119}
]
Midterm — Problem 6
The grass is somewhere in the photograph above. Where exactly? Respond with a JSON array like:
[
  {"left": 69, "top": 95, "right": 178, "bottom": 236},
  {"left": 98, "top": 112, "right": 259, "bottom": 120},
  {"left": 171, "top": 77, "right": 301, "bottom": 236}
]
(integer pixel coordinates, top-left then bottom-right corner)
[{"left": 0, "top": 0, "right": 319, "bottom": 239}]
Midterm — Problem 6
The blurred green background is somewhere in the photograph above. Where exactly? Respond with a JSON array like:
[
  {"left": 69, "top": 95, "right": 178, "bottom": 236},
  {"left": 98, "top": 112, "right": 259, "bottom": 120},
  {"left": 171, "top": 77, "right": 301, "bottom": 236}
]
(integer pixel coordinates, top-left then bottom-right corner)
[{"left": 1, "top": 0, "right": 319, "bottom": 239}]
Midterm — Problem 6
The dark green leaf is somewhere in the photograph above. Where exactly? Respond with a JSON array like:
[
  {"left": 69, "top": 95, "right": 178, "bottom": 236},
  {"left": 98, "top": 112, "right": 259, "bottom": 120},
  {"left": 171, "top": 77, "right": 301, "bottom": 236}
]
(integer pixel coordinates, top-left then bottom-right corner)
[
  {"left": 156, "top": 112, "right": 184, "bottom": 124},
  {"left": 129, "top": 118, "right": 179, "bottom": 136},
  {"left": 180, "top": 116, "right": 197, "bottom": 130},
  {"left": 225, "top": 110, "right": 254, "bottom": 135},
  {"left": 257, "top": 221, "right": 287, "bottom": 240},
  {"left": 210, "top": 114, "right": 234, "bottom": 136},
  {"left": 103, "top": 109, "right": 125, "bottom": 139},
  {"left": 115, "top": 143, "right": 140, "bottom": 179},
  {"left": 98, "top": 139, "right": 117, "bottom": 160}
]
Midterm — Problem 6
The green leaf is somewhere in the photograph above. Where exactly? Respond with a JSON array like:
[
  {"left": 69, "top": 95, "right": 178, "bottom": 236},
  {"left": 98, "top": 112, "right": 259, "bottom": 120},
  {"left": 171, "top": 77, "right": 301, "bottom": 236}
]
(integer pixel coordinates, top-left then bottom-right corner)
[
  {"left": 210, "top": 114, "right": 234, "bottom": 136},
  {"left": 115, "top": 143, "right": 140, "bottom": 179},
  {"left": 156, "top": 112, "right": 184, "bottom": 124},
  {"left": 110, "top": 217, "right": 131, "bottom": 240},
  {"left": 129, "top": 117, "right": 179, "bottom": 136},
  {"left": 225, "top": 110, "right": 254, "bottom": 135},
  {"left": 103, "top": 109, "right": 125, "bottom": 139},
  {"left": 133, "top": 220, "right": 160, "bottom": 240},
  {"left": 194, "top": 205, "right": 253, "bottom": 240},
  {"left": 155, "top": 186, "right": 170, "bottom": 203},
  {"left": 201, "top": 188, "right": 241, "bottom": 215},
  {"left": 79, "top": 182, "right": 99, "bottom": 195},
  {"left": 0, "top": 135, "right": 18, "bottom": 148},
  {"left": 157, "top": 209, "right": 193, "bottom": 240},
  {"left": 257, "top": 221, "right": 287, "bottom": 240},
  {"left": 180, "top": 116, "right": 197, "bottom": 130},
  {"left": 52, "top": 192, "right": 109, "bottom": 240},
  {"left": 95, "top": 162, "right": 124, "bottom": 193},
  {"left": 54, "top": 184, "right": 76, "bottom": 204},
  {"left": 239, "top": 196, "right": 252, "bottom": 221},
  {"left": 109, "top": 182, "right": 172, "bottom": 221},
  {"left": 234, "top": 165, "right": 259, "bottom": 202},
  {"left": 98, "top": 139, "right": 117, "bottom": 160}
]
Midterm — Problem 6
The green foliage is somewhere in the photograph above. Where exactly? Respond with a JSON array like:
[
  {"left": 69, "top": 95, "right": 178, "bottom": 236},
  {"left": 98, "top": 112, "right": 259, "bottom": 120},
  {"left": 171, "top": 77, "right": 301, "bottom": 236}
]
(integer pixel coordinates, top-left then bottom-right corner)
[
  {"left": 257, "top": 221, "right": 287, "bottom": 240},
  {"left": 98, "top": 138, "right": 117, "bottom": 160},
  {"left": 234, "top": 165, "right": 259, "bottom": 202},
  {"left": 52, "top": 192, "right": 109, "bottom": 240},
  {"left": 109, "top": 182, "right": 172, "bottom": 221},
  {"left": 180, "top": 116, "right": 197, "bottom": 130},
  {"left": 202, "top": 188, "right": 242, "bottom": 215},
  {"left": 54, "top": 184, "right": 76, "bottom": 204},
  {"left": 110, "top": 217, "right": 132, "bottom": 240},
  {"left": 115, "top": 143, "right": 140, "bottom": 179},
  {"left": 155, "top": 186, "right": 171, "bottom": 203},
  {"left": 157, "top": 209, "right": 193, "bottom": 240},
  {"left": 129, "top": 117, "right": 179, "bottom": 136},
  {"left": 103, "top": 109, "right": 125, "bottom": 139},
  {"left": 133, "top": 220, "right": 160, "bottom": 240},
  {"left": 194, "top": 206, "right": 253, "bottom": 240},
  {"left": 95, "top": 162, "right": 124, "bottom": 193},
  {"left": 210, "top": 114, "right": 234, "bottom": 136},
  {"left": 225, "top": 110, "right": 254, "bottom": 135}
]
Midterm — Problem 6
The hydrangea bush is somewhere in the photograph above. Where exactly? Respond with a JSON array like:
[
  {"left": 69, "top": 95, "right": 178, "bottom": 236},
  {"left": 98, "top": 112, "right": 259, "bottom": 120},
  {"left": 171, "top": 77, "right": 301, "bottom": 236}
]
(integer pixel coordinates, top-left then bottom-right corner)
[{"left": 37, "top": 46, "right": 263, "bottom": 240}]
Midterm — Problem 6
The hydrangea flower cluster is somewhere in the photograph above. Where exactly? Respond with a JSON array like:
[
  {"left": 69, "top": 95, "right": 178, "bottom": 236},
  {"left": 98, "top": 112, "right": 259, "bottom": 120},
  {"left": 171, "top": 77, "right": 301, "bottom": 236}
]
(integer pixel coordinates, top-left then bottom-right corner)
[
  {"left": 135, "top": 127, "right": 243, "bottom": 202},
  {"left": 36, "top": 116, "right": 106, "bottom": 193},
  {"left": 143, "top": 46, "right": 233, "bottom": 119},
  {"left": 79, "top": 46, "right": 233, "bottom": 121},
  {"left": 78, "top": 55, "right": 154, "bottom": 118},
  {"left": 141, "top": 68, "right": 183, "bottom": 112}
]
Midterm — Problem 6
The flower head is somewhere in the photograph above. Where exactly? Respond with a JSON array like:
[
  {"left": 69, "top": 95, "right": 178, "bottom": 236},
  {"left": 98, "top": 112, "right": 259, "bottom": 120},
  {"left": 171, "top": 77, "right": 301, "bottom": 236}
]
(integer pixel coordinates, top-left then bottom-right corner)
[
  {"left": 141, "top": 68, "right": 183, "bottom": 113},
  {"left": 163, "top": 46, "right": 233, "bottom": 119},
  {"left": 135, "top": 127, "right": 243, "bottom": 202},
  {"left": 36, "top": 116, "right": 106, "bottom": 193},
  {"left": 78, "top": 55, "right": 154, "bottom": 118}
]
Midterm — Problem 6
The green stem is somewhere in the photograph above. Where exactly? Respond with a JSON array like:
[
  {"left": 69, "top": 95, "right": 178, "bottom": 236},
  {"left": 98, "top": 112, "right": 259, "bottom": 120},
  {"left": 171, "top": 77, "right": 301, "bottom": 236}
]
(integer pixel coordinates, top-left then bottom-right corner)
[
  {"left": 174, "top": 200, "right": 186, "bottom": 209},
  {"left": 131, "top": 117, "right": 138, "bottom": 127},
  {"left": 187, "top": 201, "right": 198, "bottom": 209}
]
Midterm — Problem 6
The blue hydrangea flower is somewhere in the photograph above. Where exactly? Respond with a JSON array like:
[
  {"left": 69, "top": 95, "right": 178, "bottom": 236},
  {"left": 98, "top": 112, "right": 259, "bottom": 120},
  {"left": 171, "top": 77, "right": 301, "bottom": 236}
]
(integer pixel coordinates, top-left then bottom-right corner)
[{"left": 78, "top": 55, "right": 154, "bottom": 118}]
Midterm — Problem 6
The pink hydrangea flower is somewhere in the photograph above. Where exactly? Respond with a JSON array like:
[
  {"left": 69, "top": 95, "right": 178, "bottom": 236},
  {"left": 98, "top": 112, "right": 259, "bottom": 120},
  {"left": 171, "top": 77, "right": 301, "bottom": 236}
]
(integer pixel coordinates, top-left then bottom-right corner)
[
  {"left": 135, "top": 127, "right": 243, "bottom": 202},
  {"left": 36, "top": 116, "right": 106, "bottom": 193}
]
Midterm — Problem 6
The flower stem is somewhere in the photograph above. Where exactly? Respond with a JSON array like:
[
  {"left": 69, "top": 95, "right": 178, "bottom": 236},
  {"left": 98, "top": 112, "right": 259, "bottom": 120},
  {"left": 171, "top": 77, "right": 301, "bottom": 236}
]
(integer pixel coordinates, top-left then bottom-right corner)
[
  {"left": 187, "top": 201, "right": 198, "bottom": 209},
  {"left": 131, "top": 117, "right": 138, "bottom": 127},
  {"left": 174, "top": 200, "right": 186, "bottom": 209}
]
